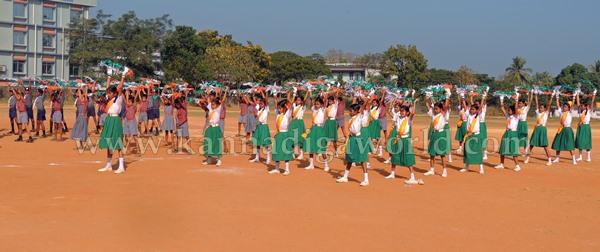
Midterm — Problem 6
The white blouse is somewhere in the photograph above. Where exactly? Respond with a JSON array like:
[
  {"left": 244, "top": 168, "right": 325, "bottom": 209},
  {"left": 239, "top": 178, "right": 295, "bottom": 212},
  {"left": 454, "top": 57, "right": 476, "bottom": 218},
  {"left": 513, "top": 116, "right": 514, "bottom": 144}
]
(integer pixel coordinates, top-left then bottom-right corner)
[
  {"left": 557, "top": 110, "right": 573, "bottom": 127},
  {"left": 396, "top": 116, "right": 412, "bottom": 136},
  {"left": 277, "top": 109, "right": 292, "bottom": 131},
  {"left": 311, "top": 106, "right": 325, "bottom": 125},
  {"left": 427, "top": 110, "right": 446, "bottom": 131},
  {"left": 208, "top": 105, "right": 223, "bottom": 124},
  {"left": 479, "top": 105, "right": 487, "bottom": 122},
  {"left": 257, "top": 106, "right": 269, "bottom": 124},
  {"left": 292, "top": 104, "right": 306, "bottom": 120},
  {"left": 106, "top": 96, "right": 124, "bottom": 115},
  {"left": 361, "top": 110, "right": 371, "bottom": 127},
  {"left": 466, "top": 114, "right": 480, "bottom": 134},
  {"left": 518, "top": 106, "right": 530, "bottom": 121},
  {"left": 326, "top": 101, "right": 338, "bottom": 118},
  {"left": 535, "top": 110, "right": 549, "bottom": 126},
  {"left": 579, "top": 109, "right": 591, "bottom": 124},
  {"left": 506, "top": 115, "right": 519, "bottom": 130},
  {"left": 348, "top": 115, "right": 362, "bottom": 136}
]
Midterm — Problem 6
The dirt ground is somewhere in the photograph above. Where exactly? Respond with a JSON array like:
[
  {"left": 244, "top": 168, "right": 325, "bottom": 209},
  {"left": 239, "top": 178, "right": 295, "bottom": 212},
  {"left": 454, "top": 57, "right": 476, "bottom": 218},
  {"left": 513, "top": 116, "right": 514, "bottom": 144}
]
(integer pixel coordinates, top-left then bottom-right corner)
[{"left": 0, "top": 104, "right": 599, "bottom": 252}]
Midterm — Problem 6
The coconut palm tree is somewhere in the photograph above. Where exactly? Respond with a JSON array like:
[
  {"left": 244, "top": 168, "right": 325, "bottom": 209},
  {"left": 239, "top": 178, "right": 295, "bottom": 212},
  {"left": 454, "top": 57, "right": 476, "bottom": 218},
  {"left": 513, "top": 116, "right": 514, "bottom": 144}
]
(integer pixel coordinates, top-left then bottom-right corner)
[
  {"left": 589, "top": 60, "right": 600, "bottom": 75},
  {"left": 505, "top": 56, "right": 532, "bottom": 85}
]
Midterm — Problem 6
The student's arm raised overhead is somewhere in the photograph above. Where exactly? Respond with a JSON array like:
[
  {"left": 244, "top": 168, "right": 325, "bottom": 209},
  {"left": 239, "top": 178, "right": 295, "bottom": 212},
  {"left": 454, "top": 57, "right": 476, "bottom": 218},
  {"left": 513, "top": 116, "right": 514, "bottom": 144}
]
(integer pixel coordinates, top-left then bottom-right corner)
[
  {"left": 500, "top": 97, "right": 508, "bottom": 117},
  {"left": 410, "top": 98, "right": 419, "bottom": 121}
]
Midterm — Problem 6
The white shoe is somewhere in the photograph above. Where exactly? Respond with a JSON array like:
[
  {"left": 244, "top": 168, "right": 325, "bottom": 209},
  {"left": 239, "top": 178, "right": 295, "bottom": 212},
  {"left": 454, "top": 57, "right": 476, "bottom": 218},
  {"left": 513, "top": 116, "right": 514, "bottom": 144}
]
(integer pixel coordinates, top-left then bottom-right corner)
[
  {"left": 456, "top": 149, "right": 462, "bottom": 154},
  {"left": 576, "top": 157, "right": 583, "bottom": 162},
  {"left": 424, "top": 170, "right": 435, "bottom": 176},
  {"left": 479, "top": 169, "right": 485, "bottom": 174},
  {"left": 377, "top": 151, "right": 383, "bottom": 157},
  {"left": 268, "top": 169, "right": 280, "bottom": 174},
  {"left": 523, "top": 157, "right": 530, "bottom": 164},
  {"left": 447, "top": 159, "right": 453, "bottom": 163},
  {"left": 383, "top": 158, "right": 391, "bottom": 164},
  {"left": 98, "top": 166, "right": 111, "bottom": 172},
  {"left": 264, "top": 160, "right": 271, "bottom": 165},
  {"left": 441, "top": 171, "right": 448, "bottom": 178},
  {"left": 334, "top": 153, "right": 339, "bottom": 158},
  {"left": 202, "top": 160, "right": 210, "bottom": 165},
  {"left": 483, "top": 156, "right": 488, "bottom": 160},
  {"left": 552, "top": 159, "right": 559, "bottom": 163},
  {"left": 385, "top": 173, "right": 395, "bottom": 179},
  {"left": 283, "top": 170, "right": 290, "bottom": 176},
  {"left": 360, "top": 180, "right": 369, "bottom": 187},
  {"left": 336, "top": 177, "right": 348, "bottom": 183},
  {"left": 514, "top": 166, "right": 521, "bottom": 172},
  {"left": 494, "top": 164, "right": 504, "bottom": 169},
  {"left": 114, "top": 168, "right": 125, "bottom": 174},
  {"left": 249, "top": 158, "right": 259, "bottom": 163},
  {"left": 304, "top": 165, "right": 315, "bottom": 170},
  {"left": 351, "top": 162, "right": 356, "bottom": 167},
  {"left": 459, "top": 168, "right": 468, "bottom": 173},
  {"left": 324, "top": 166, "right": 330, "bottom": 172},
  {"left": 404, "top": 179, "right": 419, "bottom": 185},
  {"left": 216, "top": 160, "right": 222, "bottom": 166},
  {"left": 296, "top": 155, "right": 303, "bottom": 160},
  {"left": 586, "top": 158, "right": 591, "bottom": 162},
  {"left": 546, "top": 161, "right": 552, "bottom": 166},
  {"left": 572, "top": 160, "right": 578, "bottom": 165},
  {"left": 366, "top": 163, "right": 372, "bottom": 169}
]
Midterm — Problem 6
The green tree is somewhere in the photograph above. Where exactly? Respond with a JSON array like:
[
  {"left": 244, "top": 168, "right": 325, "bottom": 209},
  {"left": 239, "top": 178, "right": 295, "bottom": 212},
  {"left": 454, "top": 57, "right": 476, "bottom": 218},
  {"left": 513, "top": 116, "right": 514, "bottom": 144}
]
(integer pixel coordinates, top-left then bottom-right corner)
[
  {"left": 161, "top": 25, "right": 213, "bottom": 84},
  {"left": 589, "top": 60, "right": 600, "bottom": 76},
  {"left": 355, "top": 53, "right": 383, "bottom": 80},
  {"left": 428, "top": 68, "right": 457, "bottom": 84},
  {"left": 556, "top": 63, "right": 600, "bottom": 86},
  {"left": 455, "top": 65, "right": 479, "bottom": 84},
  {"left": 206, "top": 43, "right": 257, "bottom": 84},
  {"left": 69, "top": 10, "right": 114, "bottom": 78},
  {"left": 381, "top": 44, "right": 430, "bottom": 88},
  {"left": 531, "top": 71, "right": 554, "bottom": 87},
  {"left": 244, "top": 43, "right": 271, "bottom": 83},
  {"left": 269, "top": 51, "right": 331, "bottom": 83},
  {"left": 505, "top": 56, "right": 532, "bottom": 85}
]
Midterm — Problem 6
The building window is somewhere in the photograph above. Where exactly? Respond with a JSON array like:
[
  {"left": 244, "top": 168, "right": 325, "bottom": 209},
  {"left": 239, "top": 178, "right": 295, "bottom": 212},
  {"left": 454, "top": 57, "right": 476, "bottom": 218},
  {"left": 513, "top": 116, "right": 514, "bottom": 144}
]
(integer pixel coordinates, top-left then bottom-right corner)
[
  {"left": 42, "top": 62, "right": 54, "bottom": 75},
  {"left": 348, "top": 72, "right": 354, "bottom": 81},
  {"left": 13, "top": 61, "right": 26, "bottom": 74},
  {"left": 69, "top": 64, "right": 81, "bottom": 77},
  {"left": 13, "top": 31, "right": 26, "bottom": 45},
  {"left": 43, "top": 34, "right": 55, "bottom": 48},
  {"left": 43, "top": 7, "right": 55, "bottom": 21},
  {"left": 70, "top": 10, "right": 83, "bottom": 21},
  {"left": 14, "top": 3, "right": 27, "bottom": 18}
]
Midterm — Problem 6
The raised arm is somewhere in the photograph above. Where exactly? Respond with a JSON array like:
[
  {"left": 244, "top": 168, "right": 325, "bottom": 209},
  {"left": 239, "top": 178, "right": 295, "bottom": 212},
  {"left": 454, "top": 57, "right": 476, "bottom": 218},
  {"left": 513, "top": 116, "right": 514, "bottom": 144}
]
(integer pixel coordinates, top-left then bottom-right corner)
[
  {"left": 425, "top": 96, "right": 431, "bottom": 112},
  {"left": 222, "top": 86, "right": 229, "bottom": 104},
  {"left": 500, "top": 98, "right": 507, "bottom": 117},
  {"left": 535, "top": 93, "right": 539, "bottom": 111},
  {"left": 410, "top": 98, "right": 418, "bottom": 121}
]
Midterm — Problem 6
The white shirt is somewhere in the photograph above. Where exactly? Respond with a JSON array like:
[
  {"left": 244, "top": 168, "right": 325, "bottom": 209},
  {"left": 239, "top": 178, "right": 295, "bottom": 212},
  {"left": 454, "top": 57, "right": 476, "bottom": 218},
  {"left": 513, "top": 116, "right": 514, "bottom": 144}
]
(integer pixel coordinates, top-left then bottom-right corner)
[
  {"left": 361, "top": 110, "right": 371, "bottom": 127},
  {"left": 506, "top": 115, "right": 519, "bottom": 130},
  {"left": 518, "top": 106, "right": 530, "bottom": 121},
  {"left": 458, "top": 107, "right": 468, "bottom": 121},
  {"left": 391, "top": 108, "right": 400, "bottom": 124},
  {"left": 370, "top": 106, "right": 380, "bottom": 120},
  {"left": 277, "top": 109, "right": 292, "bottom": 131},
  {"left": 396, "top": 116, "right": 411, "bottom": 136},
  {"left": 208, "top": 105, "right": 223, "bottom": 124},
  {"left": 106, "top": 96, "right": 124, "bottom": 115},
  {"left": 466, "top": 114, "right": 480, "bottom": 134},
  {"left": 479, "top": 105, "right": 487, "bottom": 122},
  {"left": 428, "top": 110, "right": 446, "bottom": 131},
  {"left": 579, "top": 109, "right": 592, "bottom": 124},
  {"left": 444, "top": 109, "right": 451, "bottom": 124},
  {"left": 311, "top": 106, "right": 325, "bottom": 125},
  {"left": 557, "top": 110, "right": 573, "bottom": 127},
  {"left": 535, "top": 109, "right": 549, "bottom": 126},
  {"left": 292, "top": 103, "right": 306, "bottom": 119},
  {"left": 257, "top": 106, "right": 269, "bottom": 124},
  {"left": 326, "top": 101, "right": 338, "bottom": 118},
  {"left": 348, "top": 115, "right": 362, "bottom": 136}
]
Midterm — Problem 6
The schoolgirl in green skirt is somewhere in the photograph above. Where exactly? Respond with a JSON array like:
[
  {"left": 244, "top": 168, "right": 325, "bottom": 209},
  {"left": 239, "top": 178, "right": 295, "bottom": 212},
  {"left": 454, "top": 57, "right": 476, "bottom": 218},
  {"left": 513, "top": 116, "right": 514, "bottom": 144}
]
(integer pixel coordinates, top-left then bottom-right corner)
[
  {"left": 551, "top": 94, "right": 578, "bottom": 164},
  {"left": 424, "top": 96, "right": 450, "bottom": 178},
  {"left": 524, "top": 94, "right": 552, "bottom": 166},
  {"left": 516, "top": 93, "right": 533, "bottom": 150},
  {"left": 454, "top": 95, "right": 468, "bottom": 153},
  {"left": 202, "top": 88, "right": 229, "bottom": 166},
  {"left": 269, "top": 100, "right": 295, "bottom": 175},
  {"left": 303, "top": 94, "right": 329, "bottom": 170},
  {"left": 336, "top": 104, "right": 370, "bottom": 187},
  {"left": 97, "top": 74, "right": 128, "bottom": 174},
  {"left": 323, "top": 94, "right": 339, "bottom": 156},
  {"left": 384, "top": 102, "right": 402, "bottom": 164},
  {"left": 494, "top": 100, "right": 521, "bottom": 171},
  {"left": 250, "top": 93, "right": 272, "bottom": 164},
  {"left": 386, "top": 102, "right": 421, "bottom": 185},
  {"left": 288, "top": 92, "right": 308, "bottom": 159},
  {"left": 461, "top": 105, "right": 484, "bottom": 174},
  {"left": 574, "top": 92, "right": 595, "bottom": 162},
  {"left": 475, "top": 94, "right": 489, "bottom": 160}
]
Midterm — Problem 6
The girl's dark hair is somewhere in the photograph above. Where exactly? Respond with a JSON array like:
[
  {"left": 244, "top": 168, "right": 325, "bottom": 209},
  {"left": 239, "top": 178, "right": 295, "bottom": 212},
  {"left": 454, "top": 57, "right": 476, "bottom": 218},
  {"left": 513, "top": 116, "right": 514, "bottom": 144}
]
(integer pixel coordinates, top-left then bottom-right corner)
[
  {"left": 141, "top": 93, "right": 148, "bottom": 98},
  {"left": 435, "top": 102, "right": 444, "bottom": 109},
  {"left": 37, "top": 89, "right": 44, "bottom": 94},
  {"left": 472, "top": 104, "right": 480, "bottom": 111},
  {"left": 540, "top": 104, "right": 547, "bottom": 109},
  {"left": 373, "top": 99, "right": 380, "bottom": 105},
  {"left": 582, "top": 102, "right": 588, "bottom": 107},
  {"left": 401, "top": 106, "right": 411, "bottom": 113},
  {"left": 315, "top": 97, "right": 324, "bottom": 105},
  {"left": 107, "top": 85, "right": 117, "bottom": 94},
  {"left": 128, "top": 96, "right": 134, "bottom": 102},
  {"left": 509, "top": 105, "right": 516, "bottom": 113},
  {"left": 327, "top": 96, "right": 334, "bottom": 101},
  {"left": 337, "top": 96, "right": 343, "bottom": 102},
  {"left": 519, "top": 99, "right": 526, "bottom": 105},
  {"left": 295, "top": 95, "right": 304, "bottom": 102},
  {"left": 564, "top": 103, "right": 571, "bottom": 109},
  {"left": 277, "top": 99, "right": 288, "bottom": 108},
  {"left": 349, "top": 104, "right": 361, "bottom": 112},
  {"left": 256, "top": 97, "right": 265, "bottom": 104}
]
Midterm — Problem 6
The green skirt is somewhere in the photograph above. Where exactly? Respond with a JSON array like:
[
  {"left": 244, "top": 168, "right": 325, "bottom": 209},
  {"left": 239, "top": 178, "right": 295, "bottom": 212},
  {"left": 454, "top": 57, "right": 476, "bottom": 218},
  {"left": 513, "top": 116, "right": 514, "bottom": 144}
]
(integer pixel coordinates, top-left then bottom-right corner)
[
  {"left": 575, "top": 124, "right": 592, "bottom": 150},
  {"left": 386, "top": 127, "right": 398, "bottom": 153},
  {"left": 479, "top": 122, "right": 488, "bottom": 149},
  {"left": 360, "top": 127, "right": 374, "bottom": 153},
  {"left": 463, "top": 134, "right": 483, "bottom": 164},
  {"left": 272, "top": 131, "right": 294, "bottom": 161},
  {"left": 428, "top": 130, "right": 449, "bottom": 156},
  {"left": 499, "top": 130, "right": 520, "bottom": 156},
  {"left": 368, "top": 120, "right": 381, "bottom": 139},
  {"left": 529, "top": 126, "right": 549, "bottom": 147},
  {"left": 345, "top": 134, "right": 369, "bottom": 163},
  {"left": 454, "top": 121, "right": 467, "bottom": 142},
  {"left": 99, "top": 116, "right": 124, "bottom": 150},
  {"left": 302, "top": 125, "right": 326, "bottom": 154},
  {"left": 252, "top": 124, "right": 272, "bottom": 147},
  {"left": 288, "top": 119, "right": 305, "bottom": 147},
  {"left": 517, "top": 121, "right": 528, "bottom": 147},
  {"left": 391, "top": 137, "right": 416, "bottom": 167},
  {"left": 204, "top": 126, "right": 223, "bottom": 157},
  {"left": 323, "top": 119, "right": 338, "bottom": 142},
  {"left": 444, "top": 123, "right": 452, "bottom": 148},
  {"left": 552, "top": 127, "right": 575, "bottom": 151}
]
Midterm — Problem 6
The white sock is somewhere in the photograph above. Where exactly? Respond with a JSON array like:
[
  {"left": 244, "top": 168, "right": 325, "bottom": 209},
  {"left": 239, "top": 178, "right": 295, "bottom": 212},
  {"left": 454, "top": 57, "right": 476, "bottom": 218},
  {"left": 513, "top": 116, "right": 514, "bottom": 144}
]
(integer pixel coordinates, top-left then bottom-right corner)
[
  {"left": 429, "top": 167, "right": 434, "bottom": 172},
  {"left": 458, "top": 146, "right": 463, "bottom": 151},
  {"left": 310, "top": 157, "right": 314, "bottom": 166},
  {"left": 410, "top": 173, "right": 415, "bottom": 180},
  {"left": 285, "top": 162, "right": 290, "bottom": 172},
  {"left": 364, "top": 173, "right": 369, "bottom": 181},
  {"left": 266, "top": 149, "right": 271, "bottom": 161},
  {"left": 389, "top": 171, "right": 395, "bottom": 177},
  {"left": 572, "top": 155, "right": 576, "bottom": 161},
  {"left": 254, "top": 152, "right": 259, "bottom": 160},
  {"left": 324, "top": 159, "right": 329, "bottom": 168},
  {"left": 555, "top": 155, "right": 559, "bottom": 160},
  {"left": 299, "top": 150, "right": 303, "bottom": 156},
  {"left": 118, "top": 158, "right": 124, "bottom": 169},
  {"left": 548, "top": 158, "right": 552, "bottom": 162},
  {"left": 378, "top": 146, "right": 382, "bottom": 154},
  {"left": 106, "top": 158, "right": 112, "bottom": 167},
  {"left": 587, "top": 151, "right": 591, "bottom": 160},
  {"left": 579, "top": 150, "right": 583, "bottom": 159},
  {"left": 448, "top": 153, "right": 453, "bottom": 160},
  {"left": 343, "top": 170, "right": 349, "bottom": 178},
  {"left": 443, "top": 168, "right": 447, "bottom": 174},
  {"left": 479, "top": 164, "right": 484, "bottom": 170}
]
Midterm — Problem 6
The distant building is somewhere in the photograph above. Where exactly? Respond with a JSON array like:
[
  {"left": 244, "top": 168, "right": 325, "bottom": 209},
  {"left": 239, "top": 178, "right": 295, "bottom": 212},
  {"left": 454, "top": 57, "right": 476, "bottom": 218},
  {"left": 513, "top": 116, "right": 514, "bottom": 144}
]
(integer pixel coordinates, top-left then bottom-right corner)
[
  {"left": 327, "top": 63, "right": 386, "bottom": 83},
  {"left": 0, "top": 0, "right": 97, "bottom": 80}
]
